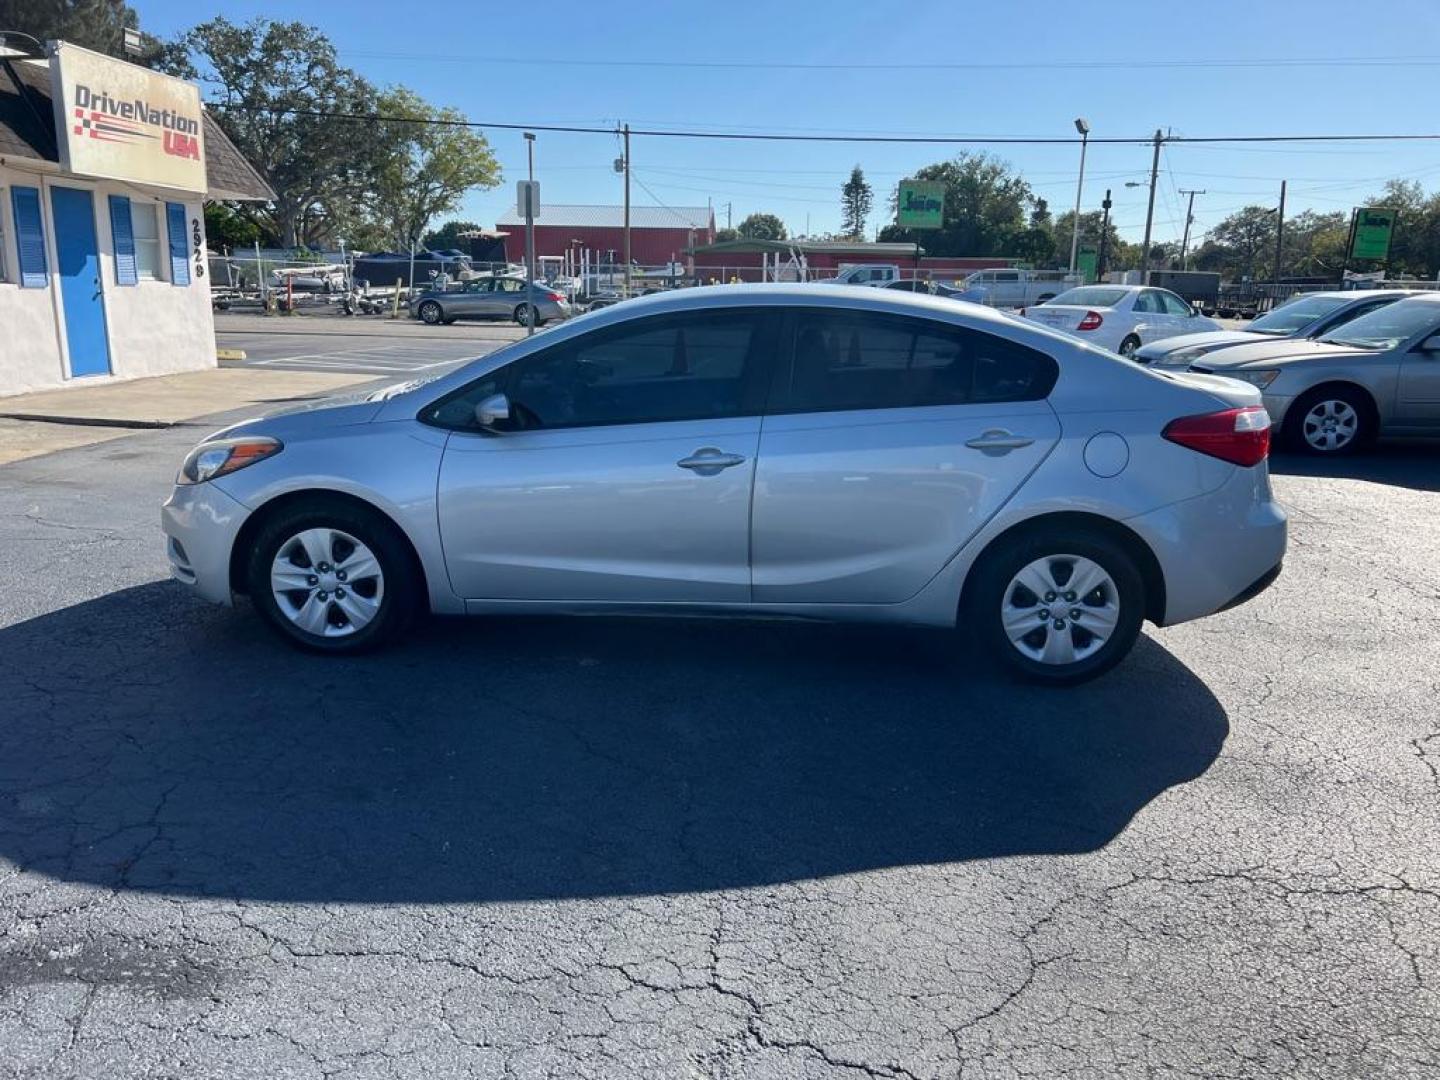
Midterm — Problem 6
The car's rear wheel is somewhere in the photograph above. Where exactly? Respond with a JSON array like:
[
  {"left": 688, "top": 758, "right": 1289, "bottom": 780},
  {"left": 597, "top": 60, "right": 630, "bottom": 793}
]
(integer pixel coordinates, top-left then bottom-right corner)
[
  {"left": 967, "top": 529, "right": 1145, "bottom": 685},
  {"left": 418, "top": 301, "right": 443, "bottom": 325},
  {"left": 1285, "top": 385, "right": 1373, "bottom": 456},
  {"left": 1118, "top": 334, "right": 1142, "bottom": 358},
  {"left": 247, "top": 501, "right": 418, "bottom": 653},
  {"left": 514, "top": 303, "right": 544, "bottom": 327}
]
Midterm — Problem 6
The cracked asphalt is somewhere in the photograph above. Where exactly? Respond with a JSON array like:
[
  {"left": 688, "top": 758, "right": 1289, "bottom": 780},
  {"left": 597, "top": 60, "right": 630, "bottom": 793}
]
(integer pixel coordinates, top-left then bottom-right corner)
[{"left": 1, "top": 409, "right": 1437, "bottom": 1078}]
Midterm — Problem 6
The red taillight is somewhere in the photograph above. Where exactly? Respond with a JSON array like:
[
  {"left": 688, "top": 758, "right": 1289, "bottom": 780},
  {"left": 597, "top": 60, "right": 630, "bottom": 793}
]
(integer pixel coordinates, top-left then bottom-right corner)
[
  {"left": 545, "top": 290, "right": 564, "bottom": 302},
  {"left": 1076, "top": 310, "right": 1104, "bottom": 331},
  {"left": 1163, "top": 406, "right": 1271, "bottom": 467}
]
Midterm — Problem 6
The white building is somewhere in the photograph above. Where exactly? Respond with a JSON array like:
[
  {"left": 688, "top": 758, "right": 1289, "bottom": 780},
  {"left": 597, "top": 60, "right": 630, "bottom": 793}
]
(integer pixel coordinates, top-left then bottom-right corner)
[{"left": 0, "top": 39, "right": 272, "bottom": 397}]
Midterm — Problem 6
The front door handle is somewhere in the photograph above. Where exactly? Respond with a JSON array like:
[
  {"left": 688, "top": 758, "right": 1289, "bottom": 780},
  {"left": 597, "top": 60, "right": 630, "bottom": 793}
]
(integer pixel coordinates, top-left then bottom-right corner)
[
  {"left": 677, "top": 447, "right": 747, "bottom": 475},
  {"left": 965, "top": 429, "right": 1035, "bottom": 455}
]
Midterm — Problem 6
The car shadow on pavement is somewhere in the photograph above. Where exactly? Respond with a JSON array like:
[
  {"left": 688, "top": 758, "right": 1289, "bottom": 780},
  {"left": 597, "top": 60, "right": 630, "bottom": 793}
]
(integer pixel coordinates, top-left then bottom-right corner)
[
  {"left": 1269, "top": 441, "right": 1440, "bottom": 492},
  {"left": 0, "top": 582, "right": 1227, "bottom": 904}
]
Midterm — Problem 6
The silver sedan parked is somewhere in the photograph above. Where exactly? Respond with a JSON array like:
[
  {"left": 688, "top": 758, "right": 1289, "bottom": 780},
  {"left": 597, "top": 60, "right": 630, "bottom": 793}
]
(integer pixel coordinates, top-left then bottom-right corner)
[
  {"left": 163, "top": 285, "right": 1286, "bottom": 684},
  {"left": 410, "top": 276, "right": 572, "bottom": 327},
  {"left": 1184, "top": 294, "right": 1440, "bottom": 455}
]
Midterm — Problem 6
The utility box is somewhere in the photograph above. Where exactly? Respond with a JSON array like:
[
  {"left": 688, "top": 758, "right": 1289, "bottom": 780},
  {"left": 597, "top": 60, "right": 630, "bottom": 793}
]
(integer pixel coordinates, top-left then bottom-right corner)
[{"left": 1147, "top": 270, "right": 1220, "bottom": 305}]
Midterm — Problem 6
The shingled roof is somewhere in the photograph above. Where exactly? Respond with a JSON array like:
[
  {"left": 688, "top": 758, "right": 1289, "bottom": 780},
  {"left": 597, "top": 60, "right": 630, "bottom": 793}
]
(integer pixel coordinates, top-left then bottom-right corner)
[{"left": 0, "top": 56, "right": 274, "bottom": 202}]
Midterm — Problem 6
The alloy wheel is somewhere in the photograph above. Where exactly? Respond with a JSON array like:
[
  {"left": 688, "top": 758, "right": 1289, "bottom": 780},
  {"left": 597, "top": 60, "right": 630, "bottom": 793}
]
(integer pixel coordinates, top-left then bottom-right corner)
[
  {"left": 270, "top": 528, "right": 385, "bottom": 638},
  {"left": 1000, "top": 554, "right": 1120, "bottom": 666}
]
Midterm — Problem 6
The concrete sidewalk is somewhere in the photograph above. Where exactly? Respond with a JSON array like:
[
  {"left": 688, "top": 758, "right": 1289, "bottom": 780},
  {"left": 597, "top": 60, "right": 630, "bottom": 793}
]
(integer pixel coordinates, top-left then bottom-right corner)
[{"left": 0, "top": 367, "right": 373, "bottom": 466}]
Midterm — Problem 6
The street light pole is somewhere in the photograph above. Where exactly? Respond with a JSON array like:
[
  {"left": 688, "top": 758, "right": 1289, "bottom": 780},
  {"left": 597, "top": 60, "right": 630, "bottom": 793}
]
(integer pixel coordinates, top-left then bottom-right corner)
[
  {"left": 1139, "top": 128, "right": 1163, "bottom": 282},
  {"left": 1179, "top": 188, "right": 1206, "bottom": 269},
  {"left": 1068, "top": 118, "right": 1090, "bottom": 275},
  {"left": 524, "top": 131, "right": 536, "bottom": 337}
]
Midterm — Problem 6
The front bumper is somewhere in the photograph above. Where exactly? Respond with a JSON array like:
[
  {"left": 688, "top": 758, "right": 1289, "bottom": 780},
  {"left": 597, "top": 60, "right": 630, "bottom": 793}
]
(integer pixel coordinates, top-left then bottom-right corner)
[{"left": 160, "top": 482, "right": 252, "bottom": 605}]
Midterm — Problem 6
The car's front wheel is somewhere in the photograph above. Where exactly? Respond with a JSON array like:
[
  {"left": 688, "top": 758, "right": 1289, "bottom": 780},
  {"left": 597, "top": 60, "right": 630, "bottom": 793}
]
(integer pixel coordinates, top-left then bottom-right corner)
[
  {"left": 968, "top": 528, "right": 1145, "bottom": 685},
  {"left": 247, "top": 500, "right": 418, "bottom": 653},
  {"left": 1285, "top": 385, "right": 1373, "bottom": 455}
]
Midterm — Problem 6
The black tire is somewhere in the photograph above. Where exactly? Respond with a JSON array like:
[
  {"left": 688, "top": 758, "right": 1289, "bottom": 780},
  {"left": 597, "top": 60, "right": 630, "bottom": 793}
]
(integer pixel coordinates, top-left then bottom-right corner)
[
  {"left": 966, "top": 527, "right": 1146, "bottom": 686},
  {"left": 246, "top": 498, "right": 420, "bottom": 654},
  {"left": 513, "top": 303, "right": 544, "bottom": 327},
  {"left": 1118, "top": 334, "right": 1142, "bottom": 358},
  {"left": 418, "top": 301, "right": 443, "bottom": 325},
  {"left": 1283, "top": 385, "right": 1375, "bottom": 457}
]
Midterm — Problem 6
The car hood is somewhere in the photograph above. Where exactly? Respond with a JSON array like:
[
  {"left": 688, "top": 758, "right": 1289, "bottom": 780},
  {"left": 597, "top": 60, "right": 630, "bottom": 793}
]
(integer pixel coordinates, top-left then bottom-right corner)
[
  {"left": 1190, "top": 337, "right": 1373, "bottom": 370},
  {"left": 206, "top": 394, "right": 387, "bottom": 441},
  {"left": 1136, "top": 330, "right": 1268, "bottom": 358}
]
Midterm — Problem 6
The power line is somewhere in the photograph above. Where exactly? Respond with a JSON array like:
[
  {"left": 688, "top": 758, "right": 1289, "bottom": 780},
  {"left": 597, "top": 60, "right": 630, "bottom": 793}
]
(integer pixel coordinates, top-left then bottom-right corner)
[
  {"left": 203, "top": 103, "right": 1440, "bottom": 146},
  {"left": 341, "top": 50, "right": 1440, "bottom": 73}
]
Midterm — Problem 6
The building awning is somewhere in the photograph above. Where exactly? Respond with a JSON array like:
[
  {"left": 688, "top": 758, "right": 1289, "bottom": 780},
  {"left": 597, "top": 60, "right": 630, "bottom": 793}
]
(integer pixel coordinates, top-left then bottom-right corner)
[{"left": 0, "top": 55, "right": 274, "bottom": 202}]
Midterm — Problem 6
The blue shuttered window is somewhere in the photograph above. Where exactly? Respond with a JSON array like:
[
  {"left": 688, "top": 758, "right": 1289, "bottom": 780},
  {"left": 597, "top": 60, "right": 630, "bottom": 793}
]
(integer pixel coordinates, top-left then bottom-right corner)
[
  {"left": 108, "top": 195, "right": 138, "bottom": 286},
  {"left": 11, "top": 186, "right": 48, "bottom": 288},
  {"left": 165, "top": 202, "right": 190, "bottom": 286}
]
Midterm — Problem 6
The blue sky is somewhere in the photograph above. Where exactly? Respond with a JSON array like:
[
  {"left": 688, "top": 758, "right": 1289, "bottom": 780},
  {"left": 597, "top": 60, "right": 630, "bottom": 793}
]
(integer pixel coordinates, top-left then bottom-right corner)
[{"left": 135, "top": 0, "right": 1440, "bottom": 244}]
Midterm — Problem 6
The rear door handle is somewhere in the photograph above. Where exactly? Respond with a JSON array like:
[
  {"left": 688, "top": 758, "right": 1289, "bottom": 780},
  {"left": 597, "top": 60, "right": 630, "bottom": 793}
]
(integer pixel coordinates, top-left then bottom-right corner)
[
  {"left": 677, "top": 447, "right": 747, "bottom": 475},
  {"left": 965, "top": 429, "right": 1035, "bottom": 454}
]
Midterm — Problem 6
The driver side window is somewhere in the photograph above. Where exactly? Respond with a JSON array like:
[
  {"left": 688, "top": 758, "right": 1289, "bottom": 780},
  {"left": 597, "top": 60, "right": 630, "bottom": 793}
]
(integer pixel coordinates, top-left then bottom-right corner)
[{"left": 1160, "top": 291, "right": 1192, "bottom": 316}]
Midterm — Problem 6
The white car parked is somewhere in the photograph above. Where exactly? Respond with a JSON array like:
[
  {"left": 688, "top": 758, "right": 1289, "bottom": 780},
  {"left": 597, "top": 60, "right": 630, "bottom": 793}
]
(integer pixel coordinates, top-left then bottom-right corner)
[{"left": 1024, "top": 285, "right": 1223, "bottom": 357}]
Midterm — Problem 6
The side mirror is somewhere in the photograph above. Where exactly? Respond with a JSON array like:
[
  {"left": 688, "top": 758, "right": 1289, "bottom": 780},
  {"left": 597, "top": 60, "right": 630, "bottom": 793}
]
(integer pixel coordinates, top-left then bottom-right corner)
[
  {"left": 1420, "top": 334, "right": 1440, "bottom": 353},
  {"left": 474, "top": 392, "right": 511, "bottom": 430}
]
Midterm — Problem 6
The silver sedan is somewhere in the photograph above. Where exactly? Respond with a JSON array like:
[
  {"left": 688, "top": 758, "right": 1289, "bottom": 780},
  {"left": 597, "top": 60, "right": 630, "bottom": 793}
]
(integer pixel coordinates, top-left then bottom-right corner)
[
  {"left": 163, "top": 285, "right": 1286, "bottom": 684},
  {"left": 409, "top": 276, "right": 572, "bottom": 326},
  {"left": 1186, "top": 294, "right": 1440, "bottom": 455}
]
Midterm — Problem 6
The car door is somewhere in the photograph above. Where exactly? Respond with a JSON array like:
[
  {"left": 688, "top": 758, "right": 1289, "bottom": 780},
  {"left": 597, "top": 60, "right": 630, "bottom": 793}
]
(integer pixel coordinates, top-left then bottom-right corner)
[
  {"left": 487, "top": 277, "right": 527, "bottom": 318},
  {"left": 450, "top": 280, "right": 490, "bottom": 316},
  {"left": 750, "top": 308, "right": 1062, "bottom": 604},
  {"left": 1156, "top": 289, "right": 1199, "bottom": 337},
  {"left": 1129, "top": 290, "right": 1166, "bottom": 341},
  {"left": 992, "top": 270, "right": 1022, "bottom": 306},
  {"left": 433, "top": 307, "right": 778, "bottom": 601},
  {"left": 1396, "top": 322, "right": 1440, "bottom": 427}
]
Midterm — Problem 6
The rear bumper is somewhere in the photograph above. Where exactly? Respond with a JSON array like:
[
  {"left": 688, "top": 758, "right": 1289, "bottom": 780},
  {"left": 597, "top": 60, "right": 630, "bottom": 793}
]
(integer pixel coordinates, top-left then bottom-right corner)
[
  {"left": 1126, "top": 463, "right": 1288, "bottom": 626},
  {"left": 160, "top": 483, "right": 251, "bottom": 606}
]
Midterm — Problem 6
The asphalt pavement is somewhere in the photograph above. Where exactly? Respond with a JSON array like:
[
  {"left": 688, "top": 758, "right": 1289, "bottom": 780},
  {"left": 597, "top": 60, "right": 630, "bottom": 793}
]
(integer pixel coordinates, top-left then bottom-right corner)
[
  {"left": 1, "top": 404, "right": 1437, "bottom": 1078},
  {"left": 216, "top": 314, "right": 526, "bottom": 375}
]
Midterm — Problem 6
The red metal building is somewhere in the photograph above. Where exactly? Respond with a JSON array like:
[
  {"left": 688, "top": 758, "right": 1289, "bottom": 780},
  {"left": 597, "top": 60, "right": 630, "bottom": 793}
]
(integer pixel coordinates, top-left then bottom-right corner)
[{"left": 495, "top": 204, "right": 715, "bottom": 266}]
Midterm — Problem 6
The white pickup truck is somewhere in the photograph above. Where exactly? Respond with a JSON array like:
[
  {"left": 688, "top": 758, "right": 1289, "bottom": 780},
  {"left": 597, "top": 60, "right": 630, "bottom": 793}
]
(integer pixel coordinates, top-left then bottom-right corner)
[
  {"left": 958, "top": 268, "right": 1080, "bottom": 308},
  {"left": 824, "top": 263, "right": 903, "bottom": 287}
]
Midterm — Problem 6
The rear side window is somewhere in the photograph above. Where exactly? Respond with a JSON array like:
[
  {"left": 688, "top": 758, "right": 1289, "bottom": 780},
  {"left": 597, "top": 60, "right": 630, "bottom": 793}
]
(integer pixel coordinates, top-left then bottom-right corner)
[{"left": 773, "top": 310, "right": 1057, "bottom": 414}]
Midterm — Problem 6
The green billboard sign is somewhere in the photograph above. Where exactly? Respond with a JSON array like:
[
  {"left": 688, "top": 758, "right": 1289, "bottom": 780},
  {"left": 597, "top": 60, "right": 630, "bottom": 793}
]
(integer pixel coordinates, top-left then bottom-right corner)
[
  {"left": 1351, "top": 207, "right": 1396, "bottom": 261},
  {"left": 897, "top": 179, "right": 945, "bottom": 230}
]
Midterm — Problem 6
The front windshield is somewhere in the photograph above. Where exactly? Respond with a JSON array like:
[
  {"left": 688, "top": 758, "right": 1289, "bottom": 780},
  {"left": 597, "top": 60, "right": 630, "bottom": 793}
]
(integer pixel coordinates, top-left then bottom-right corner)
[
  {"left": 1046, "top": 287, "right": 1128, "bottom": 307},
  {"left": 1320, "top": 299, "right": 1440, "bottom": 350},
  {"left": 1250, "top": 295, "right": 1348, "bottom": 335}
]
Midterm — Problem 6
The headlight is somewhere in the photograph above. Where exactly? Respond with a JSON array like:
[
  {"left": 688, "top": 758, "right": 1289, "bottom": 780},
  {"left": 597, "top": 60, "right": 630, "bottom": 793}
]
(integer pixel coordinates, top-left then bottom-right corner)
[
  {"left": 1224, "top": 369, "right": 1281, "bottom": 390},
  {"left": 178, "top": 436, "right": 282, "bottom": 485},
  {"left": 1166, "top": 346, "right": 1212, "bottom": 364}
]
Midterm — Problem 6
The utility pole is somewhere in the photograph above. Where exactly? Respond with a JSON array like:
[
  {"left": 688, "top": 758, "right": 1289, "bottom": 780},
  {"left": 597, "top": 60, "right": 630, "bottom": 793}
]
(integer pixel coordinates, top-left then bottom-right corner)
[
  {"left": 1097, "top": 189, "right": 1113, "bottom": 280},
  {"left": 1179, "top": 188, "right": 1205, "bottom": 269},
  {"left": 524, "top": 131, "right": 536, "bottom": 337},
  {"left": 1273, "top": 180, "right": 1287, "bottom": 284},
  {"left": 1139, "top": 128, "right": 1163, "bottom": 283},
  {"left": 1068, "top": 118, "right": 1090, "bottom": 274},
  {"left": 622, "top": 123, "right": 631, "bottom": 297}
]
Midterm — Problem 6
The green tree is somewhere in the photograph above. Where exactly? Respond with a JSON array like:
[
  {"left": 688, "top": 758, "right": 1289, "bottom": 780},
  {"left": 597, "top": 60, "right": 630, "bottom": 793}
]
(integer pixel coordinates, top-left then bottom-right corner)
[
  {"left": 878, "top": 152, "right": 1032, "bottom": 257},
  {"left": 1029, "top": 197, "right": 1052, "bottom": 229},
  {"left": 840, "top": 165, "right": 873, "bottom": 240},
  {"left": 367, "top": 88, "right": 500, "bottom": 251},
  {"left": 1279, "top": 209, "right": 1348, "bottom": 277},
  {"left": 737, "top": 213, "right": 787, "bottom": 241},
  {"left": 1009, "top": 227, "right": 1056, "bottom": 267},
  {"left": 1355, "top": 179, "right": 1440, "bottom": 277},
  {"left": 713, "top": 227, "right": 740, "bottom": 243},
  {"left": 165, "top": 18, "right": 380, "bottom": 248},
  {"left": 203, "top": 203, "right": 262, "bottom": 251},
  {"left": 1197, "top": 205, "right": 1279, "bottom": 280},
  {"left": 422, "top": 219, "right": 484, "bottom": 251}
]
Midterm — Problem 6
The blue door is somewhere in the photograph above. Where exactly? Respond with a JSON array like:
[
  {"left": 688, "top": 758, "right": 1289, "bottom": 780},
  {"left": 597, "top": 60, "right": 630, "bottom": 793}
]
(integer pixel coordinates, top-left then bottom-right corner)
[{"left": 49, "top": 187, "right": 112, "bottom": 378}]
